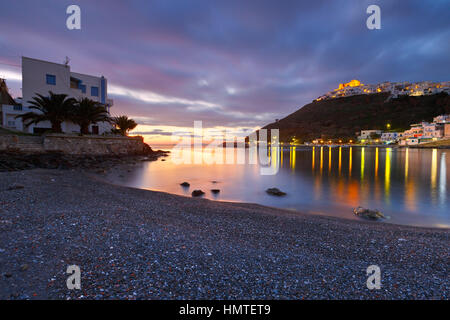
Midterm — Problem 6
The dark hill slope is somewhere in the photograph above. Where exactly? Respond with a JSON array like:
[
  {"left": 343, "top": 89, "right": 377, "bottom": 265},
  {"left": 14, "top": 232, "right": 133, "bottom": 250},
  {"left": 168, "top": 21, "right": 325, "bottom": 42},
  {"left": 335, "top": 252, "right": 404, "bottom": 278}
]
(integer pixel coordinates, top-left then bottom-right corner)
[{"left": 261, "top": 92, "right": 450, "bottom": 142}]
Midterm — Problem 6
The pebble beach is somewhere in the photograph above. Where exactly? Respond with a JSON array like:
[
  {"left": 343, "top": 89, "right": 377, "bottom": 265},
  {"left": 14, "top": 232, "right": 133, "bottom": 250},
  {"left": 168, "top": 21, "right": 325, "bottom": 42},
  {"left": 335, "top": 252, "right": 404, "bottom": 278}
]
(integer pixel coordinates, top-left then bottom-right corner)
[{"left": 0, "top": 169, "right": 448, "bottom": 299}]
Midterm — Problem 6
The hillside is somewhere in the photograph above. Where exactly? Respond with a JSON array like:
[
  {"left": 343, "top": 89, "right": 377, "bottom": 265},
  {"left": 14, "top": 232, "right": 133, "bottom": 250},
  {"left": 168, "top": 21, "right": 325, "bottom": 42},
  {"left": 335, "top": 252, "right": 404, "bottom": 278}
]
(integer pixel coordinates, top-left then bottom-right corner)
[{"left": 259, "top": 92, "right": 450, "bottom": 143}]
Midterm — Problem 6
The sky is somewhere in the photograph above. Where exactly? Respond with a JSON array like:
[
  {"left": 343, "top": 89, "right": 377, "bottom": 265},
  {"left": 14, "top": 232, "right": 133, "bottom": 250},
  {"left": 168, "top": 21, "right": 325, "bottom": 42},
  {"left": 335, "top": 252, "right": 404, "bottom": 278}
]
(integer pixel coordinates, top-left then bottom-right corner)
[{"left": 0, "top": 0, "right": 449, "bottom": 144}]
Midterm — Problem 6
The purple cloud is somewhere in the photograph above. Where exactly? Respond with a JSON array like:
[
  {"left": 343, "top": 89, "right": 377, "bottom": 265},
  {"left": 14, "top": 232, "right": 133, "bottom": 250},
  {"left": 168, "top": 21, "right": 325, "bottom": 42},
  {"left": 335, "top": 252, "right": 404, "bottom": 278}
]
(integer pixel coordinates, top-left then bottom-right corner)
[{"left": 0, "top": 0, "right": 449, "bottom": 132}]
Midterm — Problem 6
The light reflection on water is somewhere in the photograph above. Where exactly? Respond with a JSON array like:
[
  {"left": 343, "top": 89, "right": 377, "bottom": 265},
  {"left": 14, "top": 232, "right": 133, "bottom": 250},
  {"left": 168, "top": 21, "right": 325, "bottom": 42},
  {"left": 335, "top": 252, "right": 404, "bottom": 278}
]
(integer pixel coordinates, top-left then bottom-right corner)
[{"left": 111, "top": 147, "right": 449, "bottom": 228}]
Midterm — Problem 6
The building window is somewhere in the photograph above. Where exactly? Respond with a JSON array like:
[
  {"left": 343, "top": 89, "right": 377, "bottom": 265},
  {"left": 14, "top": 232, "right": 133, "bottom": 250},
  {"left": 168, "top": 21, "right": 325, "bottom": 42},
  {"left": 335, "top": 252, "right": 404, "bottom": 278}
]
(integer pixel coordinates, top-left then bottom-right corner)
[
  {"left": 7, "top": 120, "right": 16, "bottom": 127},
  {"left": 46, "top": 74, "right": 56, "bottom": 85},
  {"left": 13, "top": 105, "right": 22, "bottom": 111},
  {"left": 70, "top": 77, "right": 80, "bottom": 89},
  {"left": 79, "top": 84, "right": 86, "bottom": 94},
  {"left": 91, "top": 86, "right": 99, "bottom": 97}
]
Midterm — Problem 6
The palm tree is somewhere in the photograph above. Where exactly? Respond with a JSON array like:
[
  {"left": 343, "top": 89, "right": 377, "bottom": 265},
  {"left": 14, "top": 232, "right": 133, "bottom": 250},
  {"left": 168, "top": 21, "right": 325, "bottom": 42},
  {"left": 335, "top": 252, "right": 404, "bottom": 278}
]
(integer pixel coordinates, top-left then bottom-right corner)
[
  {"left": 71, "top": 98, "right": 110, "bottom": 134},
  {"left": 110, "top": 115, "right": 137, "bottom": 136},
  {"left": 16, "top": 91, "right": 76, "bottom": 133}
]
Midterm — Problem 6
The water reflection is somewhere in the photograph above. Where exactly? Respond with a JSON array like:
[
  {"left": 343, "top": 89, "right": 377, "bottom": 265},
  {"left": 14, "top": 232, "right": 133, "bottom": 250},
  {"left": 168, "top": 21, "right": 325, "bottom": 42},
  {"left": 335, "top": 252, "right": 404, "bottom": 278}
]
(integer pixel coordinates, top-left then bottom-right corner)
[
  {"left": 320, "top": 146, "right": 324, "bottom": 174},
  {"left": 405, "top": 148, "right": 409, "bottom": 180},
  {"left": 349, "top": 147, "right": 352, "bottom": 177},
  {"left": 112, "top": 147, "right": 450, "bottom": 228},
  {"left": 361, "top": 147, "right": 365, "bottom": 181},
  {"left": 375, "top": 147, "right": 379, "bottom": 179},
  {"left": 405, "top": 176, "right": 416, "bottom": 212},
  {"left": 374, "top": 147, "right": 380, "bottom": 201},
  {"left": 431, "top": 148, "right": 437, "bottom": 192},
  {"left": 385, "top": 148, "right": 391, "bottom": 202},
  {"left": 328, "top": 146, "right": 332, "bottom": 172},
  {"left": 440, "top": 152, "right": 447, "bottom": 205},
  {"left": 280, "top": 147, "right": 283, "bottom": 167},
  {"left": 290, "top": 147, "right": 296, "bottom": 170}
]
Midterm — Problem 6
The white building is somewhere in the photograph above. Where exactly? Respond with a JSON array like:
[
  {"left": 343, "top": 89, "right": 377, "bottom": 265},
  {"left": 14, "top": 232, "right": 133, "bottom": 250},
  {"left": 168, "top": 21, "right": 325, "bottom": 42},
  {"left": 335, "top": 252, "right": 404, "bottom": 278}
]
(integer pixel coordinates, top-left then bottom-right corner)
[
  {"left": 422, "top": 122, "right": 444, "bottom": 139},
  {"left": 433, "top": 114, "right": 450, "bottom": 124},
  {"left": 397, "top": 116, "right": 450, "bottom": 145},
  {"left": 0, "top": 102, "right": 31, "bottom": 132},
  {"left": 381, "top": 132, "right": 403, "bottom": 144},
  {"left": 358, "top": 130, "right": 383, "bottom": 141},
  {"left": 402, "top": 123, "right": 424, "bottom": 139},
  {"left": 21, "top": 56, "right": 113, "bottom": 134},
  {"left": 0, "top": 79, "right": 30, "bottom": 131},
  {"left": 399, "top": 137, "right": 420, "bottom": 146}
]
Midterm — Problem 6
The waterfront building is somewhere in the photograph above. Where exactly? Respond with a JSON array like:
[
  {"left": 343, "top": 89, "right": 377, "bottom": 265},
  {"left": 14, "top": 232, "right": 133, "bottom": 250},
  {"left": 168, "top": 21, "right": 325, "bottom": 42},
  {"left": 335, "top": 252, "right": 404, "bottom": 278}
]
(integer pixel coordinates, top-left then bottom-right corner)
[
  {"left": 381, "top": 132, "right": 403, "bottom": 144},
  {"left": 402, "top": 123, "right": 424, "bottom": 139},
  {"left": 358, "top": 130, "right": 383, "bottom": 141},
  {"left": 399, "top": 137, "right": 420, "bottom": 146},
  {"left": 19, "top": 57, "right": 114, "bottom": 134},
  {"left": 422, "top": 122, "right": 444, "bottom": 139},
  {"left": 398, "top": 116, "right": 449, "bottom": 145}
]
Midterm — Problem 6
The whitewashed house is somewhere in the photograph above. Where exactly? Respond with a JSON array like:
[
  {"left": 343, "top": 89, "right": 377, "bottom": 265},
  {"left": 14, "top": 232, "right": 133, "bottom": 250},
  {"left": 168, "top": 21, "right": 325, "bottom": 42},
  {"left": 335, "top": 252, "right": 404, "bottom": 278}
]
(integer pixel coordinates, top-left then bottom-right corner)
[
  {"left": 399, "top": 137, "right": 420, "bottom": 146},
  {"left": 21, "top": 56, "right": 114, "bottom": 134},
  {"left": 433, "top": 114, "right": 450, "bottom": 124},
  {"left": 422, "top": 122, "right": 444, "bottom": 139},
  {"left": 358, "top": 130, "right": 383, "bottom": 141},
  {"left": 381, "top": 132, "right": 403, "bottom": 144},
  {"left": 0, "top": 79, "right": 29, "bottom": 131}
]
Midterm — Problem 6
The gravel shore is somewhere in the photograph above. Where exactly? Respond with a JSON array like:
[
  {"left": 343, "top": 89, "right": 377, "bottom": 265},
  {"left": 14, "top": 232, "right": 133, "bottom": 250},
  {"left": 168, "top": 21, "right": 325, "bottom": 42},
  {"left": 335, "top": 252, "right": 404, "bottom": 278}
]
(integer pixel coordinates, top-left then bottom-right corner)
[{"left": 0, "top": 169, "right": 448, "bottom": 299}]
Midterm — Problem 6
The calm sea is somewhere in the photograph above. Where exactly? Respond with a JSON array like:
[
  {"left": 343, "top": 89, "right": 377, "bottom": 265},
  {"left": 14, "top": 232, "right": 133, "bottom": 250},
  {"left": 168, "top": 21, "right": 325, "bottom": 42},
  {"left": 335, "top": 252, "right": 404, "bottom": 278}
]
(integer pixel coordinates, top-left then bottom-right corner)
[{"left": 109, "top": 146, "right": 449, "bottom": 228}]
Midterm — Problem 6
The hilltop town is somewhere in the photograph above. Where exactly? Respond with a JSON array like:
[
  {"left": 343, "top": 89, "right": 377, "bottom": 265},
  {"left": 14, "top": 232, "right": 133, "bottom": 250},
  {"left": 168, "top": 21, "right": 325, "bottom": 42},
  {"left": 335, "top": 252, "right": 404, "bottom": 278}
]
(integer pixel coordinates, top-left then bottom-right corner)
[
  {"left": 313, "top": 80, "right": 450, "bottom": 146},
  {"left": 315, "top": 80, "right": 450, "bottom": 101},
  {"left": 261, "top": 84, "right": 450, "bottom": 145}
]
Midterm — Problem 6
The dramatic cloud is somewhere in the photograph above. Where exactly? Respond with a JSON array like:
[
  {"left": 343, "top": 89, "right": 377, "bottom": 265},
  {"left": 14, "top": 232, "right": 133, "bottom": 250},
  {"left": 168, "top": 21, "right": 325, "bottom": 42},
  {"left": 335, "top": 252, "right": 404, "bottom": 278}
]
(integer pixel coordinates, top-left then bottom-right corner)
[{"left": 1, "top": 0, "right": 449, "bottom": 143}]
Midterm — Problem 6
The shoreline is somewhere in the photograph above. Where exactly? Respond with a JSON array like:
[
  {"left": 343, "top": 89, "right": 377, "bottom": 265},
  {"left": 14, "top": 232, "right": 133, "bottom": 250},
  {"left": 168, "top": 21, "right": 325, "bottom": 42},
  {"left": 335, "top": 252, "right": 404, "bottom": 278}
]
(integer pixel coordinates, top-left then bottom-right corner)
[
  {"left": 99, "top": 177, "right": 449, "bottom": 233},
  {"left": 0, "top": 150, "right": 168, "bottom": 172},
  {"left": 0, "top": 168, "right": 448, "bottom": 299},
  {"left": 99, "top": 167, "right": 447, "bottom": 231},
  {"left": 99, "top": 152, "right": 449, "bottom": 230}
]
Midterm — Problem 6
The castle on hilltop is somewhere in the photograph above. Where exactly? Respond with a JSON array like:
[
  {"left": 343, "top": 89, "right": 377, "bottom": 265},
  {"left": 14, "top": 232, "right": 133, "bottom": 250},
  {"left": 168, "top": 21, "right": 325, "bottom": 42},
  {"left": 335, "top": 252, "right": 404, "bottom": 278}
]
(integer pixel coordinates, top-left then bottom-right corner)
[{"left": 315, "top": 80, "right": 450, "bottom": 101}]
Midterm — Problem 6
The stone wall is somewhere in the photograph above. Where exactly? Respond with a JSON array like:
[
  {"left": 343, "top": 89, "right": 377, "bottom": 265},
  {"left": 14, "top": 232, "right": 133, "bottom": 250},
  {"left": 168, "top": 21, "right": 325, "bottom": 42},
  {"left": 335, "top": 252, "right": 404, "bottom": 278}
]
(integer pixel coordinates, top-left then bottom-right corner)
[{"left": 0, "top": 134, "right": 151, "bottom": 155}]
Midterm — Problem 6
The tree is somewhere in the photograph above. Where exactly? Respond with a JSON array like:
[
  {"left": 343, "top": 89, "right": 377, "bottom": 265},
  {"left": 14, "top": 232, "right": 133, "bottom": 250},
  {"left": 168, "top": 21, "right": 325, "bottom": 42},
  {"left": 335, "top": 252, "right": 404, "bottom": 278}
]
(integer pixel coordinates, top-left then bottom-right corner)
[
  {"left": 110, "top": 115, "right": 137, "bottom": 136},
  {"left": 71, "top": 98, "right": 110, "bottom": 134},
  {"left": 16, "top": 91, "right": 76, "bottom": 133}
]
